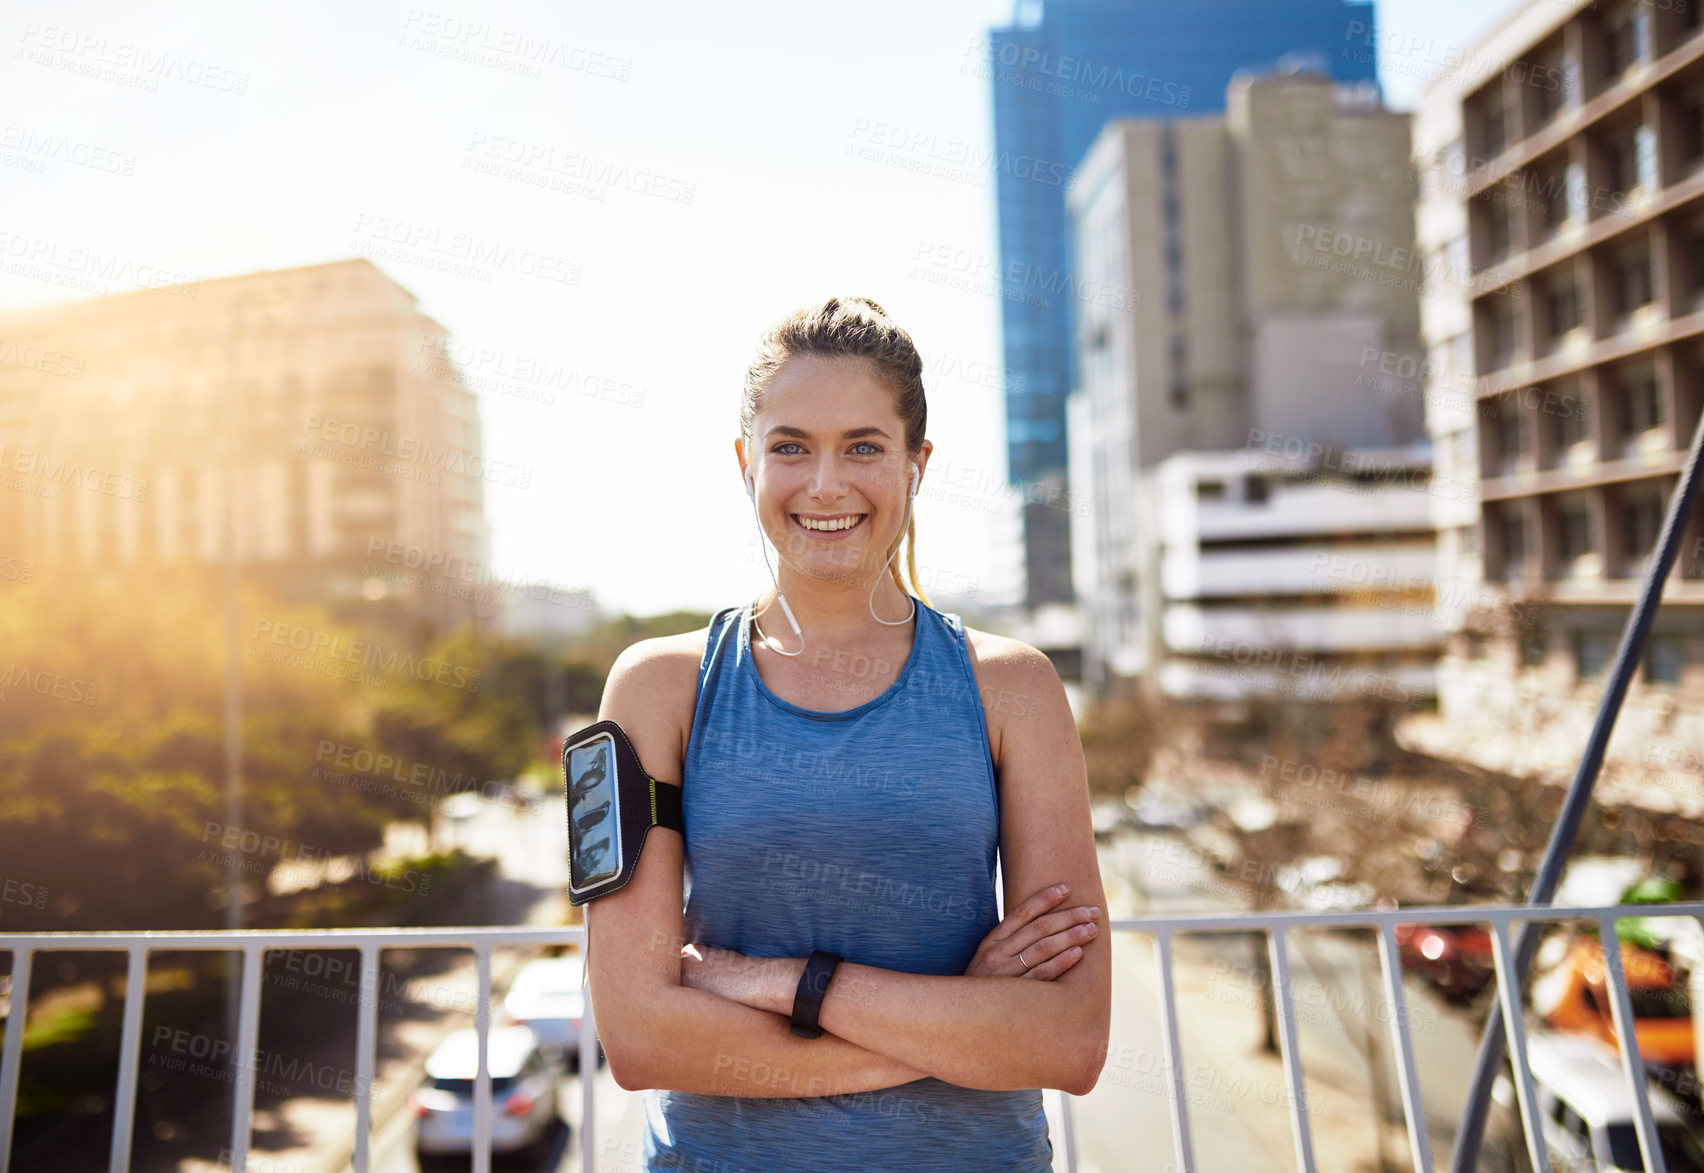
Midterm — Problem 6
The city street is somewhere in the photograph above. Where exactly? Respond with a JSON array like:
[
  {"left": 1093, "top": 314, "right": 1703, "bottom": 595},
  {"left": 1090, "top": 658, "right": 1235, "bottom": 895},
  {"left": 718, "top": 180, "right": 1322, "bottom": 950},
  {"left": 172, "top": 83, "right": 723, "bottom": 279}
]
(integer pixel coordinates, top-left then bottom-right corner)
[{"left": 314, "top": 804, "right": 1508, "bottom": 1173}]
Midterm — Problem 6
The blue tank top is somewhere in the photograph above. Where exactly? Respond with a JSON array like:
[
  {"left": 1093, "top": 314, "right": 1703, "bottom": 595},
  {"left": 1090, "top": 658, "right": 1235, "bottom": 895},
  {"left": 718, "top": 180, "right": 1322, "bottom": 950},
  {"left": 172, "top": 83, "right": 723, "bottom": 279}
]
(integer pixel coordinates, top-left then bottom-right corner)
[{"left": 641, "top": 599, "right": 1054, "bottom": 1172}]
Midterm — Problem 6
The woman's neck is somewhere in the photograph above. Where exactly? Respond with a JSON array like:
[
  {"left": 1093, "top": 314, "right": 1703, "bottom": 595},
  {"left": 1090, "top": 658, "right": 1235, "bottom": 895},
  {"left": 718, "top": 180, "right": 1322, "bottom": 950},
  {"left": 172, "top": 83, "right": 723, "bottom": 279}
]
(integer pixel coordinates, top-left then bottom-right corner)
[{"left": 755, "top": 573, "right": 916, "bottom": 643}]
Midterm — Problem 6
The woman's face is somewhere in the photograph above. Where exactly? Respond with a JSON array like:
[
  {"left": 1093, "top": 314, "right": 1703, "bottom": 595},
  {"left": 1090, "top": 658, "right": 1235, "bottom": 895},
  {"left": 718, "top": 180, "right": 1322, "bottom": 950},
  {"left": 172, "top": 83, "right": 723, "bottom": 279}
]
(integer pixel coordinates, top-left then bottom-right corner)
[{"left": 742, "top": 353, "right": 928, "bottom": 584}]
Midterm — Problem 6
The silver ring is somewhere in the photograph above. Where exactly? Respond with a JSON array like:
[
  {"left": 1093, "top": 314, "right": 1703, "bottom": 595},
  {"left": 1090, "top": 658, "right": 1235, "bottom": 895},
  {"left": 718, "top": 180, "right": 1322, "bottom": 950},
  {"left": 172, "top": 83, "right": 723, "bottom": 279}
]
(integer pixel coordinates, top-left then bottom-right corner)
[{"left": 1018, "top": 949, "right": 1031, "bottom": 970}]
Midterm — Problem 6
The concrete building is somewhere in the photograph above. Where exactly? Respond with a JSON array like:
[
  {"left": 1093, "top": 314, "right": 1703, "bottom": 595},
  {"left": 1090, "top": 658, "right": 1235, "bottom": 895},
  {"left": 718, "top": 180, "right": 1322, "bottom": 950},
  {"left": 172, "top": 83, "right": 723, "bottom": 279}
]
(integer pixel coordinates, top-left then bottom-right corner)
[
  {"left": 1066, "top": 69, "right": 1433, "bottom": 697},
  {"left": 1402, "top": 0, "right": 1704, "bottom": 814},
  {"left": 1137, "top": 446, "right": 1438, "bottom": 705},
  {"left": 985, "top": 0, "right": 1379, "bottom": 610},
  {"left": 0, "top": 257, "right": 493, "bottom": 635}
]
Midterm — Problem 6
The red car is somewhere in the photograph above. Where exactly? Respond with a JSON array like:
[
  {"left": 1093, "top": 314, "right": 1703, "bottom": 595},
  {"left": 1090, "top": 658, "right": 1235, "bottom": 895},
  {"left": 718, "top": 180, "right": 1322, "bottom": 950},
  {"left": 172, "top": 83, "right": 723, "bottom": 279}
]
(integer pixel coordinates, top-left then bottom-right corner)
[{"left": 1395, "top": 923, "right": 1495, "bottom": 1001}]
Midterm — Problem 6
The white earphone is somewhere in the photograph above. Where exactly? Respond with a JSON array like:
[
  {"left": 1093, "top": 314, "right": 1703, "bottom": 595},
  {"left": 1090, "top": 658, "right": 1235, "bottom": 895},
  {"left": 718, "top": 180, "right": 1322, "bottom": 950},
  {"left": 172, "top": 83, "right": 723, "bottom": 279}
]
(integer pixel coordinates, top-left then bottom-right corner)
[{"left": 744, "top": 460, "right": 921, "bottom": 652}]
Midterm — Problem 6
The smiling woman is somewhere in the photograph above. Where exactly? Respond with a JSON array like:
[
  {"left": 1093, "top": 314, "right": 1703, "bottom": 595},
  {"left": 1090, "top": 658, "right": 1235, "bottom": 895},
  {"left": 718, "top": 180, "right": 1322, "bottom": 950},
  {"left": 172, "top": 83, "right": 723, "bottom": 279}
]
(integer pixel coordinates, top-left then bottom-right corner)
[{"left": 583, "top": 296, "right": 1110, "bottom": 1173}]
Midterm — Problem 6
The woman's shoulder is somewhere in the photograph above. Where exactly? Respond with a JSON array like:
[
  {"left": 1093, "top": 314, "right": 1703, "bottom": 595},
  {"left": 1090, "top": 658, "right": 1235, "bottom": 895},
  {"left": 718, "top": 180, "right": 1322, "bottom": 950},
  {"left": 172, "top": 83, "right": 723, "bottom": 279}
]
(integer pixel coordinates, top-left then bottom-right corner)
[
  {"left": 958, "top": 622, "right": 1058, "bottom": 687},
  {"left": 602, "top": 621, "right": 718, "bottom": 779}
]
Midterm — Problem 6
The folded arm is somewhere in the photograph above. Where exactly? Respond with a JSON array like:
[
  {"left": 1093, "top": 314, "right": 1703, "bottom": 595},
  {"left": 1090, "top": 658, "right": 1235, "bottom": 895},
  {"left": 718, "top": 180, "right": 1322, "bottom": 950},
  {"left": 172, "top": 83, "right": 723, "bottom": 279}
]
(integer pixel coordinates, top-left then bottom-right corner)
[{"left": 682, "top": 944, "right": 1103, "bottom": 1094}]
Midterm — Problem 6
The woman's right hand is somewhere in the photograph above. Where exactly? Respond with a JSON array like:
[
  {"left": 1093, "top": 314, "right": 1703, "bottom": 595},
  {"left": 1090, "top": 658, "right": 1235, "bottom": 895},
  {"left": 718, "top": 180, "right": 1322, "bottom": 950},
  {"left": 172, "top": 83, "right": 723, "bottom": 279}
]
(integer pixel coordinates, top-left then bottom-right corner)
[{"left": 962, "top": 883, "right": 1100, "bottom": 979}]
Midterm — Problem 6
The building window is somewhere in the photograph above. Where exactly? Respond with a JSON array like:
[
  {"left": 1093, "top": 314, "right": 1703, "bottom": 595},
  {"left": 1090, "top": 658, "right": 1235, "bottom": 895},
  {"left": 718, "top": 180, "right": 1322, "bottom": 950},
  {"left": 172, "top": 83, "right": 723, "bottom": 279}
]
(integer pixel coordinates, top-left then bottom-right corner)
[
  {"left": 1618, "top": 369, "right": 1663, "bottom": 438},
  {"left": 1481, "top": 92, "right": 1507, "bottom": 157},
  {"left": 1546, "top": 278, "right": 1580, "bottom": 338},
  {"left": 1487, "top": 204, "right": 1512, "bottom": 263},
  {"left": 1503, "top": 510, "right": 1528, "bottom": 577},
  {"left": 1520, "top": 632, "right": 1547, "bottom": 667},
  {"left": 1605, "top": 132, "right": 1639, "bottom": 194},
  {"left": 1572, "top": 630, "right": 1612, "bottom": 679},
  {"left": 1168, "top": 332, "right": 1188, "bottom": 409},
  {"left": 1539, "top": 171, "right": 1569, "bottom": 232},
  {"left": 1644, "top": 636, "right": 1684, "bottom": 684},
  {"left": 1497, "top": 400, "right": 1527, "bottom": 469},
  {"left": 1685, "top": 101, "right": 1704, "bottom": 169},
  {"left": 1606, "top": 11, "right": 1641, "bottom": 80},
  {"left": 1160, "top": 123, "right": 1185, "bottom": 318},
  {"left": 1636, "top": 124, "right": 1659, "bottom": 192},
  {"left": 1489, "top": 298, "right": 1518, "bottom": 369},
  {"left": 1555, "top": 390, "right": 1589, "bottom": 448},
  {"left": 1623, "top": 492, "right": 1664, "bottom": 570},
  {"left": 1567, "top": 161, "right": 1589, "bottom": 222},
  {"left": 1535, "top": 57, "right": 1566, "bottom": 125},
  {"left": 1612, "top": 242, "right": 1654, "bottom": 317},
  {"left": 1244, "top": 475, "right": 1269, "bottom": 504},
  {"left": 1196, "top": 479, "right": 1225, "bottom": 501},
  {"left": 1559, "top": 499, "right": 1595, "bottom": 563}
]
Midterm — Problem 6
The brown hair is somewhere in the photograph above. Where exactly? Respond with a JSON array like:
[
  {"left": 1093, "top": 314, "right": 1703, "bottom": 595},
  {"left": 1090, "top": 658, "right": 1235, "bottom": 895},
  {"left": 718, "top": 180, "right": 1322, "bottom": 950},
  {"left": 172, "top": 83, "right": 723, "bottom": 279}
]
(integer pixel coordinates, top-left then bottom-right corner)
[{"left": 740, "top": 296, "right": 932, "bottom": 609}]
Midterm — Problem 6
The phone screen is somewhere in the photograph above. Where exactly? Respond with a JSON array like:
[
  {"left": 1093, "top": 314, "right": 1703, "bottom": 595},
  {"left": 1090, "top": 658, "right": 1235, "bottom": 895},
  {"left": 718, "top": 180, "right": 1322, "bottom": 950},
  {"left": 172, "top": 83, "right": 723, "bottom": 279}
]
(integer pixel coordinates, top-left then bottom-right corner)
[{"left": 567, "top": 732, "right": 622, "bottom": 892}]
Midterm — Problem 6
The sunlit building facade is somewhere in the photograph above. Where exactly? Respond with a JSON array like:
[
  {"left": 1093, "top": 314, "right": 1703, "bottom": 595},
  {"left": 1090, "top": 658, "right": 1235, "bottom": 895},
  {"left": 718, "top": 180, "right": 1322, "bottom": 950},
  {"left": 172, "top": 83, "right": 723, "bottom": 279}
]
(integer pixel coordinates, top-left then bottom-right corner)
[{"left": 0, "top": 257, "right": 491, "bottom": 634}]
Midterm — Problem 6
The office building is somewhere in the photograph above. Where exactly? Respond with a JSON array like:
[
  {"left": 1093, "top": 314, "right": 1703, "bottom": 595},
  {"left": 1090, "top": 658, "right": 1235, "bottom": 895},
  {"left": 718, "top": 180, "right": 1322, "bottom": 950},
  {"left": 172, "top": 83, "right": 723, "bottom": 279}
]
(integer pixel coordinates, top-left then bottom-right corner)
[
  {"left": 1067, "top": 70, "right": 1431, "bottom": 697},
  {"left": 1404, "top": 0, "right": 1704, "bottom": 810},
  {"left": 985, "top": 0, "right": 1379, "bottom": 607}
]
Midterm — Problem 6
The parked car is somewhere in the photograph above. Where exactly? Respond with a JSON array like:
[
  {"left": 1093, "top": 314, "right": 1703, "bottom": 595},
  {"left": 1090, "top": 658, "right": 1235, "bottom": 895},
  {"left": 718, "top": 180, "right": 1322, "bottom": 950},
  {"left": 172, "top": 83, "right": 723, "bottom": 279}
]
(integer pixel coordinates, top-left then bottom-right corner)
[
  {"left": 1275, "top": 856, "right": 1375, "bottom": 912},
  {"left": 1496, "top": 1030, "right": 1704, "bottom": 1172},
  {"left": 412, "top": 1025, "right": 562, "bottom": 1158},
  {"left": 502, "top": 954, "right": 605, "bottom": 1071},
  {"left": 1532, "top": 934, "right": 1695, "bottom": 1070},
  {"left": 1395, "top": 922, "right": 1495, "bottom": 1001},
  {"left": 1123, "top": 789, "right": 1208, "bottom": 832}
]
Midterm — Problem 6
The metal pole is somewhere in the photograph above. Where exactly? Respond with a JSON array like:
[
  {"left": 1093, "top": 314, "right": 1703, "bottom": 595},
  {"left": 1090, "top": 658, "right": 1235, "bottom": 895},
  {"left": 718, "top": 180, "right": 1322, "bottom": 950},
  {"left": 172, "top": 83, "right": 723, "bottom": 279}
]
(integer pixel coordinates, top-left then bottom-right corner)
[
  {"left": 1449, "top": 403, "right": 1704, "bottom": 1171},
  {"left": 223, "top": 295, "right": 246, "bottom": 1103}
]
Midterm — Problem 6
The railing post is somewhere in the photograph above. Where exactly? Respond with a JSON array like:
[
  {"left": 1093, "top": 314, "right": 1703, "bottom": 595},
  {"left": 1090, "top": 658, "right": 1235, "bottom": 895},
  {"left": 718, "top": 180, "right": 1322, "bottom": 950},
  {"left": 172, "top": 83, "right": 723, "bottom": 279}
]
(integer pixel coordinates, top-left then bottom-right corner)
[
  {"left": 473, "top": 943, "right": 492, "bottom": 1173},
  {"left": 107, "top": 947, "right": 148, "bottom": 1173},
  {"left": 352, "top": 943, "right": 379, "bottom": 1173},
  {"left": 1057, "top": 1086, "right": 1079, "bottom": 1173},
  {"left": 1597, "top": 915, "right": 1669, "bottom": 1173},
  {"left": 228, "top": 944, "right": 264, "bottom": 1173},
  {"left": 1153, "top": 930, "right": 1196, "bottom": 1173},
  {"left": 581, "top": 984, "right": 599, "bottom": 1173},
  {"left": 0, "top": 948, "right": 33, "bottom": 1173},
  {"left": 1488, "top": 921, "right": 1552, "bottom": 1173},
  {"left": 1267, "top": 927, "right": 1317, "bottom": 1173},
  {"left": 1375, "top": 925, "right": 1435, "bottom": 1173}
]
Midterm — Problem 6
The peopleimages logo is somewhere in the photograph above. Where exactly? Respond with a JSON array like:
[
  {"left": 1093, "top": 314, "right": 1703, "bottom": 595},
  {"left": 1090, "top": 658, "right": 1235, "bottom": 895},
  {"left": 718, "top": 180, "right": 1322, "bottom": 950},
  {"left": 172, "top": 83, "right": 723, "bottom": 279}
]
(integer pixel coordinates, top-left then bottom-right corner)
[{"left": 961, "top": 36, "right": 1192, "bottom": 107}]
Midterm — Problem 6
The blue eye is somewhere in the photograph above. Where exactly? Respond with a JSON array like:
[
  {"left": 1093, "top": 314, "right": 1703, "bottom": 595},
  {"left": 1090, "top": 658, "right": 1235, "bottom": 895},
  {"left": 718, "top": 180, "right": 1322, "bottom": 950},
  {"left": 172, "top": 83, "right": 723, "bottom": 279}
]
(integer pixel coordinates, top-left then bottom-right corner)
[
  {"left": 853, "top": 442, "right": 881, "bottom": 455},
  {"left": 771, "top": 442, "right": 803, "bottom": 455}
]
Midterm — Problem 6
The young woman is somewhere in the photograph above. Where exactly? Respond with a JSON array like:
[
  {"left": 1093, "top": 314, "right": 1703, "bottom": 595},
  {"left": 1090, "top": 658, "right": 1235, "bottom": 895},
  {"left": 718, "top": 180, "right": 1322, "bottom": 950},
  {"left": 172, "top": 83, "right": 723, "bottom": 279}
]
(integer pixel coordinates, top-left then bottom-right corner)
[{"left": 585, "top": 296, "right": 1111, "bottom": 1171}]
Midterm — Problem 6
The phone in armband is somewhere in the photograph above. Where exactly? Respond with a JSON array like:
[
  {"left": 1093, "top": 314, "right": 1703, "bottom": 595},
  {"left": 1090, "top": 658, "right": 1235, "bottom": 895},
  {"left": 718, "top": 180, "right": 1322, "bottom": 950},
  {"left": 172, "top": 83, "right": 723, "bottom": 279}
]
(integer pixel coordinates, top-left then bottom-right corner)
[{"left": 563, "top": 719, "right": 683, "bottom": 906}]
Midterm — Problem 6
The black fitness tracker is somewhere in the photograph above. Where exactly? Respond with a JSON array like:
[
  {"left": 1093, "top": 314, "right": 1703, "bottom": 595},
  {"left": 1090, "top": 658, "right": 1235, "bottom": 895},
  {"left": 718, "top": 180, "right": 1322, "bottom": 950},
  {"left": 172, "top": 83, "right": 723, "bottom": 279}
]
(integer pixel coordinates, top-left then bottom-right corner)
[
  {"left": 561, "top": 719, "right": 684, "bottom": 906},
  {"left": 789, "top": 949, "right": 843, "bottom": 1039}
]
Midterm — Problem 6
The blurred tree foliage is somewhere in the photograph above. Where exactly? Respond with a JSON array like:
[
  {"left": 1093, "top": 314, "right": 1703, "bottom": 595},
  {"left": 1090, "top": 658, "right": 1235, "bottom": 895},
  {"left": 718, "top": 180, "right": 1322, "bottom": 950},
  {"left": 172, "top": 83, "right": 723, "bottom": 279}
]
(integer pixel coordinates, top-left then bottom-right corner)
[{"left": 0, "top": 568, "right": 694, "bottom": 931}]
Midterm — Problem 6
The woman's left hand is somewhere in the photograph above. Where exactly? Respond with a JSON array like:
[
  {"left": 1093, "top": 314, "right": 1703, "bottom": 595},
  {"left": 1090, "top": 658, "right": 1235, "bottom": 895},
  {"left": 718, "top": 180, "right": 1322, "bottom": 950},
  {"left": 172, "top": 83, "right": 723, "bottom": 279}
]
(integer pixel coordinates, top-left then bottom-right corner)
[{"left": 680, "top": 942, "right": 796, "bottom": 1014}]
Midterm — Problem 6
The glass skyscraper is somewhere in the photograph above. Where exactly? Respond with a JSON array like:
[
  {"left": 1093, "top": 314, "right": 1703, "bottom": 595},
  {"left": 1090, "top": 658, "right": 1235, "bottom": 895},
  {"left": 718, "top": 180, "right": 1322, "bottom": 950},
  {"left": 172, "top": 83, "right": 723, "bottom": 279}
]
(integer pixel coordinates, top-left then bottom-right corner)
[{"left": 984, "top": 0, "right": 1378, "bottom": 606}]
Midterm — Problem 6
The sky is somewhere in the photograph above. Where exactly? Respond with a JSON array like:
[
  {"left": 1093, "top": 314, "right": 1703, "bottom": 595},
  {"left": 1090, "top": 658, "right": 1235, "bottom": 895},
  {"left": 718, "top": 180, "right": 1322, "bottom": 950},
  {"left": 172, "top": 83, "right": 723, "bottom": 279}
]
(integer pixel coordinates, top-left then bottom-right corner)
[{"left": 1, "top": 0, "right": 1529, "bottom": 618}]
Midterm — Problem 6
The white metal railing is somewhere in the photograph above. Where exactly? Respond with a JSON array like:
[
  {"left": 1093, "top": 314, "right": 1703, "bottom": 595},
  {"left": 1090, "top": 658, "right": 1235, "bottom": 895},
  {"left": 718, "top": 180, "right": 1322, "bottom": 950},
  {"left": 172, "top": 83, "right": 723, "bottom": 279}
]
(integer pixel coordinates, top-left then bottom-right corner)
[{"left": 2, "top": 901, "right": 1701, "bottom": 1173}]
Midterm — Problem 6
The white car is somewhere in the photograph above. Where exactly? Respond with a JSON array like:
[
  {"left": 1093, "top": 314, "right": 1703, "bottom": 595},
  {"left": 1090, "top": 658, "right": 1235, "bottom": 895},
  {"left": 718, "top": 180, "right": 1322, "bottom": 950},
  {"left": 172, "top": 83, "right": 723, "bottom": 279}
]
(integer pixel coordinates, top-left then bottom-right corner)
[
  {"left": 412, "top": 1025, "right": 562, "bottom": 1157},
  {"left": 502, "top": 954, "right": 605, "bottom": 1072},
  {"left": 1497, "top": 1030, "right": 1704, "bottom": 1172}
]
